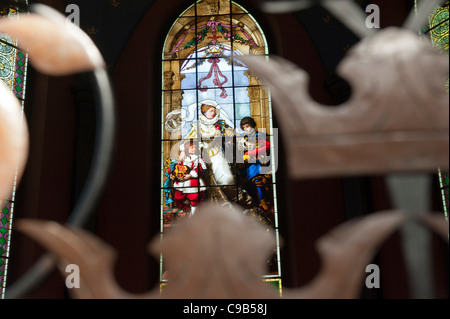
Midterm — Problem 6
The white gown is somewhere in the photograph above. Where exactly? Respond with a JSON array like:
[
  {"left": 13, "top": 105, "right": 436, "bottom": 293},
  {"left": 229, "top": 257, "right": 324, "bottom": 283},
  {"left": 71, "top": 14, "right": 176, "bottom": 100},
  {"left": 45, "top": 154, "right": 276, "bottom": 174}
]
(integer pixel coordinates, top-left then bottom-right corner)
[{"left": 181, "top": 111, "right": 235, "bottom": 186}]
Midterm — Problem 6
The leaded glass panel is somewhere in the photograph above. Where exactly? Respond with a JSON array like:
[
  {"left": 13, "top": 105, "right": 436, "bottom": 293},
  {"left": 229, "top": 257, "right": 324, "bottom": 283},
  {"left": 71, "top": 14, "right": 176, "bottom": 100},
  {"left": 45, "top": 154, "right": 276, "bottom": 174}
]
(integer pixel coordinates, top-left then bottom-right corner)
[
  {"left": 160, "top": 0, "right": 281, "bottom": 287},
  {"left": 0, "top": 0, "right": 28, "bottom": 298}
]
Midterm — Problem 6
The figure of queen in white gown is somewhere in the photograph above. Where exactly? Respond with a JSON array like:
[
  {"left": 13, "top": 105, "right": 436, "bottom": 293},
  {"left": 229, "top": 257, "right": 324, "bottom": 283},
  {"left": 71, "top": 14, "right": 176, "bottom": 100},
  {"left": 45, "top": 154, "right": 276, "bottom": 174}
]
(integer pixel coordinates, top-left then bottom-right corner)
[{"left": 178, "top": 100, "right": 255, "bottom": 210}]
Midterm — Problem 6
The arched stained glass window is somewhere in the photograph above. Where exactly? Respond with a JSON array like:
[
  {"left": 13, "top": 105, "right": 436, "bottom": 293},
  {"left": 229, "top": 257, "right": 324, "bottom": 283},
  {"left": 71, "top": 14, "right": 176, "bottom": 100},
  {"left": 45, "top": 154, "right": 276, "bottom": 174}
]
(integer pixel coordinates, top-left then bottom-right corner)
[
  {"left": 418, "top": 0, "right": 449, "bottom": 219},
  {"left": 160, "top": 0, "right": 281, "bottom": 293},
  {"left": 0, "top": 0, "right": 29, "bottom": 299}
]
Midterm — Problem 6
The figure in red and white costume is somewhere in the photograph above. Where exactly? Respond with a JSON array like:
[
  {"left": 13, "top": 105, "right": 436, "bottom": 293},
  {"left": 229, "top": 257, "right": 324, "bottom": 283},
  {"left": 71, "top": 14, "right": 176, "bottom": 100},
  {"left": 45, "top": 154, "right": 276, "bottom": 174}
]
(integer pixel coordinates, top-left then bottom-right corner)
[{"left": 171, "top": 140, "right": 207, "bottom": 215}]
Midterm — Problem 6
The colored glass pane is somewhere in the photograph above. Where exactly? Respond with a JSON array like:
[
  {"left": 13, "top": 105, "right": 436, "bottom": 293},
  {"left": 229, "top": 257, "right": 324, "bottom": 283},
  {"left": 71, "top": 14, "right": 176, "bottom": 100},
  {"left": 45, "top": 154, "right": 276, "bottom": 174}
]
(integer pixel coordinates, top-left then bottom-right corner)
[
  {"left": 425, "top": 2, "right": 450, "bottom": 220},
  {"left": 0, "top": 258, "right": 5, "bottom": 287},
  {"left": 161, "top": 0, "right": 281, "bottom": 288},
  {"left": 423, "top": 1, "right": 449, "bottom": 52},
  {"left": 421, "top": 1, "right": 449, "bottom": 91},
  {"left": 0, "top": 201, "right": 12, "bottom": 256},
  {"left": 0, "top": 0, "right": 28, "bottom": 299},
  {"left": 265, "top": 278, "right": 283, "bottom": 297},
  {"left": 417, "top": 0, "right": 449, "bottom": 220},
  {"left": 439, "top": 169, "right": 449, "bottom": 219}
]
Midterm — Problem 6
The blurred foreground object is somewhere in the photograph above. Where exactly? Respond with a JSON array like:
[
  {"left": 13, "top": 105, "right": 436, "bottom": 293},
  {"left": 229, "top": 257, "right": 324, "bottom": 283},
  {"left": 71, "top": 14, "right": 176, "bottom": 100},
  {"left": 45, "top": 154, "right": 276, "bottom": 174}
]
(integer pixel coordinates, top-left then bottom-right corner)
[
  {"left": 0, "top": 81, "right": 28, "bottom": 201},
  {"left": 18, "top": 204, "right": 444, "bottom": 299},
  {"left": 238, "top": 27, "right": 449, "bottom": 179},
  {"left": 1, "top": 3, "right": 115, "bottom": 298}
]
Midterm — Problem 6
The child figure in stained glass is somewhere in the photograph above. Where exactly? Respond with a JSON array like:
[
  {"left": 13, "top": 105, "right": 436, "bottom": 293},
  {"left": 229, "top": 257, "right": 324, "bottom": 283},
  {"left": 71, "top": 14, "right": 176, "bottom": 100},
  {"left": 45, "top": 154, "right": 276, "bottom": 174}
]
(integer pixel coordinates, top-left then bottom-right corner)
[
  {"left": 180, "top": 100, "right": 235, "bottom": 186},
  {"left": 239, "top": 117, "right": 272, "bottom": 211},
  {"left": 170, "top": 140, "right": 207, "bottom": 216}
]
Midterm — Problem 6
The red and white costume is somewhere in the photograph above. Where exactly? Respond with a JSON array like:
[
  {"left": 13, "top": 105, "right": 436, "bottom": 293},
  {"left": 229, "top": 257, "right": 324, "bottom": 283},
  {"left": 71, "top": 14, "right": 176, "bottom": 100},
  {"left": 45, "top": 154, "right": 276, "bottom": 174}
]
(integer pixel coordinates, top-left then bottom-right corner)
[{"left": 173, "top": 154, "right": 207, "bottom": 212}]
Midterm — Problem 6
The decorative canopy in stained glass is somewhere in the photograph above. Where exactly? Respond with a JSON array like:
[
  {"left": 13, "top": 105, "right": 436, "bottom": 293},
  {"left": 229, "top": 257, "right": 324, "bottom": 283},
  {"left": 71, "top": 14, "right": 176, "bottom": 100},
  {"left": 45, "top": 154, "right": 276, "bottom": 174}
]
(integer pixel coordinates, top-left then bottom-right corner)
[
  {"left": 0, "top": 0, "right": 29, "bottom": 299},
  {"left": 160, "top": 0, "right": 281, "bottom": 292}
]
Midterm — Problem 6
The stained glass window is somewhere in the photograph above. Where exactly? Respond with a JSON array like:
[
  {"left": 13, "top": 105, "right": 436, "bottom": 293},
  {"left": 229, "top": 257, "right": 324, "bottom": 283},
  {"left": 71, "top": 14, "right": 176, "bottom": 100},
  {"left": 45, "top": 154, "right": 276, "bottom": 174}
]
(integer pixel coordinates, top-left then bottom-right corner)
[
  {"left": 0, "top": 0, "right": 29, "bottom": 299},
  {"left": 421, "top": 1, "right": 449, "bottom": 219},
  {"left": 160, "top": 0, "right": 281, "bottom": 291}
]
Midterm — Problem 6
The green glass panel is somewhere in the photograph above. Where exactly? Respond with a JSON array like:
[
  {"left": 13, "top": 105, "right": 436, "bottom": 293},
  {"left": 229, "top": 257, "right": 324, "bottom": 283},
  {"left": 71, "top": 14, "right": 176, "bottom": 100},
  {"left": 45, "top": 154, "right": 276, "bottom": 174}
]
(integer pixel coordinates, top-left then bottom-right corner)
[
  {"left": 0, "top": 257, "right": 5, "bottom": 297},
  {"left": 0, "top": 2, "right": 29, "bottom": 298}
]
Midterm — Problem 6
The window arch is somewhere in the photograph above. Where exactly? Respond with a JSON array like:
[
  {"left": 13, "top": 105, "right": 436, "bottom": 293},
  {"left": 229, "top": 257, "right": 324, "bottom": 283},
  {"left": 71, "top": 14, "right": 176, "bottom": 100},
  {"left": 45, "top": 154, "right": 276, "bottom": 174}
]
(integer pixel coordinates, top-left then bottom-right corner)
[
  {"left": 0, "top": 0, "right": 29, "bottom": 299},
  {"left": 160, "top": 0, "right": 281, "bottom": 293}
]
